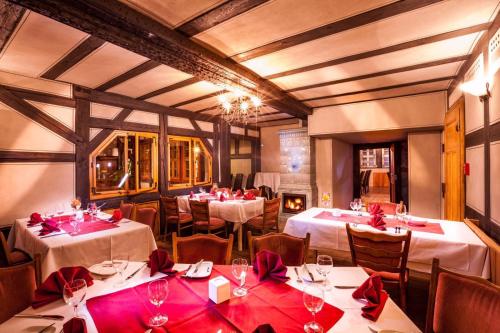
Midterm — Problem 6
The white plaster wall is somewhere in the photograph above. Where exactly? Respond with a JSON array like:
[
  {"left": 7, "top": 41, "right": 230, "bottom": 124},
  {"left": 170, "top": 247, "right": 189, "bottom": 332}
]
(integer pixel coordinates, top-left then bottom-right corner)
[
  {"left": 230, "top": 126, "right": 245, "bottom": 135},
  {"left": 195, "top": 120, "right": 214, "bottom": 132},
  {"left": 489, "top": 67, "right": 500, "bottom": 125},
  {"left": 260, "top": 123, "right": 301, "bottom": 172},
  {"left": 90, "top": 103, "right": 122, "bottom": 120},
  {"left": 448, "top": 86, "right": 463, "bottom": 108},
  {"left": 464, "top": 92, "right": 484, "bottom": 133},
  {"left": 466, "top": 144, "right": 485, "bottom": 214},
  {"left": 490, "top": 141, "right": 500, "bottom": 226},
  {"left": 315, "top": 138, "right": 333, "bottom": 206},
  {"left": 331, "top": 139, "right": 353, "bottom": 210},
  {"left": 125, "top": 110, "right": 159, "bottom": 126},
  {"left": 167, "top": 116, "right": 194, "bottom": 129}
]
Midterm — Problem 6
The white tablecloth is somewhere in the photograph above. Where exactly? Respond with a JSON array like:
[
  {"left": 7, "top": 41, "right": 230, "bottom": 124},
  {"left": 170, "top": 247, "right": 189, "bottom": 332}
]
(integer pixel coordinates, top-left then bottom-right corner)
[
  {"left": 0, "top": 263, "right": 421, "bottom": 333},
  {"left": 254, "top": 172, "right": 281, "bottom": 192},
  {"left": 8, "top": 214, "right": 157, "bottom": 279},
  {"left": 284, "top": 208, "right": 490, "bottom": 279}
]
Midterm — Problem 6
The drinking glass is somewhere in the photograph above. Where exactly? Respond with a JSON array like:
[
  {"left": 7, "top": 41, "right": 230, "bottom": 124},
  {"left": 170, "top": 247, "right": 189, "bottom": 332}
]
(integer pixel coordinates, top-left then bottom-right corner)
[
  {"left": 231, "top": 258, "right": 248, "bottom": 297},
  {"left": 354, "top": 198, "right": 363, "bottom": 215},
  {"left": 396, "top": 203, "right": 407, "bottom": 227},
  {"left": 87, "top": 202, "right": 97, "bottom": 221},
  {"left": 148, "top": 279, "right": 169, "bottom": 327},
  {"left": 316, "top": 255, "right": 333, "bottom": 291},
  {"left": 303, "top": 284, "right": 325, "bottom": 333},
  {"left": 112, "top": 255, "right": 130, "bottom": 287},
  {"left": 349, "top": 201, "right": 356, "bottom": 211},
  {"left": 63, "top": 279, "right": 87, "bottom": 318}
]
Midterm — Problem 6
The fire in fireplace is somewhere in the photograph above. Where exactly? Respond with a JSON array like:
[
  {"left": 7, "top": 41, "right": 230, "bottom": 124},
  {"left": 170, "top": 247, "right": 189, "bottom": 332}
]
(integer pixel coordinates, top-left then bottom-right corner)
[{"left": 282, "top": 193, "right": 307, "bottom": 214}]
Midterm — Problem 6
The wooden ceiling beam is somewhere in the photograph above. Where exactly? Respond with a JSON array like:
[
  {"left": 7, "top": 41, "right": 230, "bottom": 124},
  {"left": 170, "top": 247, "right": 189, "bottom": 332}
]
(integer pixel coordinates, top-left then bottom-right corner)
[
  {"left": 265, "top": 23, "right": 489, "bottom": 80},
  {"left": 233, "top": 0, "right": 443, "bottom": 62},
  {"left": 0, "top": 0, "right": 25, "bottom": 53},
  {"left": 96, "top": 59, "right": 160, "bottom": 91},
  {"left": 170, "top": 90, "right": 226, "bottom": 108},
  {"left": 257, "top": 118, "right": 300, "bottom": 127},
  {"left": 176, "top": 0, "right": 269, "bottom": 37},
  {"left": 9, "top": 0, "right": 310, "bottom": 119},
  {"left": 138, "top": 77, "right": 200, "bottom": 100}
]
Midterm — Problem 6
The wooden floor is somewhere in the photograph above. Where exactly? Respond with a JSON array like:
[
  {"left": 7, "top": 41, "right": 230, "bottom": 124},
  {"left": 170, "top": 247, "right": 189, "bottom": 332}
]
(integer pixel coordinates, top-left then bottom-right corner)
[{"left": 361, "top": 186, "right": 390, "bottom": 203}]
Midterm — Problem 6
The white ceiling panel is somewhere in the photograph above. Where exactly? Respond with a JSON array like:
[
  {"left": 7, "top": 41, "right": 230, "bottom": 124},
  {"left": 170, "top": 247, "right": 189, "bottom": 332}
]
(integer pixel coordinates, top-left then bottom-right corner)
[
  {"left": 242, "top": 0, "right": 498, "bottom": 77},
  {"left": 0, "top": 11, "right": 88, "bottom": 77},
  {"left": 58, "top": 43, "right": 148, "bottom": 88},
  {"left": 290, "top": 61, "right": 463, "bottom": 100},
  {"left": 271, "top": 32, "right": 482, "bottom": 90},
  {"left": 181, "top": 92, "right": 230, "bottom": 111},
  {"left": 146, "top": 81, "right": 222, "bottom": 106},
  {"left": 194, "top": 0, "right": 395, "bottom": 57},
  {"left": 107, "top": 64, "right": 192, "bottom": 98}
]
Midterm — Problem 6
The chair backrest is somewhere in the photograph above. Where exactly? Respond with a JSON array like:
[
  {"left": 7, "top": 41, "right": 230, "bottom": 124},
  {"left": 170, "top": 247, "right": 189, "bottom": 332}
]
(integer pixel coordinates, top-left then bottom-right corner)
[
  {"left": 161, "top": 196, "right": 179, "bottom": 220},
  {"left": 0, "top": 233, "right": 10, "bottom": 267},
  {"left": 119, "top": 201, "right": 134, "bottom": 219},
  {"left": 0, "top": 254, "right": 41, "bottom": 324},
  {"left": 359, "top": 170, "right": 366, "bottom": 184},
  {"left": 172, "top": 232, "right": 233, "bottom": 265},
  {"left": 189, "top": 200, "right": 210, "bottom": 222},
  {"left": 346, "top": 224, "right": 411, "bottom": 280},
  {"left": 248, "top": 232, "right": 310, "bottom": 266},
  {"left": 246, "top": 173, "right": 255, "bottom": 189},
  {"left": 368, "top": 202, "right": 398, "bottom": 215},
  {"left": 263, "top": 197, "right": 281, "bottom": 226},
  {"left": 425, "top": 258, "right": 500, "bottom": 333},
  {"left": 259, "top": 185, "right": 274, "bottom": 200},
  {"left": 363, "top": 170, "right": 372, "bottom": 186},
  {"left": 233, "top": 173, "right": 244, "bottom": 191},
  {"left": 135, "top": 207, "right": 157, "bottom": 229}
]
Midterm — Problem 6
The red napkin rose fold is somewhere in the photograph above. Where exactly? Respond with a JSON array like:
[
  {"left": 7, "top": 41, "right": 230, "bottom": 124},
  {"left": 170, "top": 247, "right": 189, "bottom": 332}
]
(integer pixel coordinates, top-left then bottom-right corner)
[
  {"left": 32, "top": 266, "right": 94, "bottom": 309},
  {"left": 111, "top": 209, "right": 122, "bottom": 222},
  {"left": 210, "top": 188, "right": 216, "bottom": 195},
  {"left": 219, "top": 193, "right": 226, "bottom": 202},
  {"left": 368, "top": 204, "right": 386, "bottom": 231},
  {"left": 235, "top": 189, "right": 242, "bottom": 197},
  {"left": 252, "top": 250, "right": 289, "bottom": 282},
  {"left": 243, "top": 192, "right": 256, "bottom": 200},
  {"left": 29, "top": 212, "right": 44, "bottom": 226},
  {"left": 352, "top": 274, "right": 388, "bottom": 321},
  {"left": 148, "top": 249, "right": 177, "bottom": 276},
  {"left": 38, "top": 219, "right": 60, "bottom": 236},
  {"left": 63, "top": 317, "right": 87, "bottom": 333}
]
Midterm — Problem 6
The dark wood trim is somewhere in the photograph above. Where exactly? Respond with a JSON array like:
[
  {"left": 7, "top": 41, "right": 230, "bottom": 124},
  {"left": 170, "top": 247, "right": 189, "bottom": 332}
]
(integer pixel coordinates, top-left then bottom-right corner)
[
  {"left": 88, "top": 108, "right": 133, "bottom": 152},
  {"left": 0, "top": 0, "right": 25, "bottom": 52},
  {"left": 266, "top": 24, "right": 488, "bottom": 80},
  {"left": 257, "top": 118, "right": 300, "bottom": 127},
  {"left": 75, "top": 96, "right": 90, "bottom": 207},
  {"left": 94, "top": 191, "right": 160, "bottom": 209},
  {"left": 0, "top": 150, "right": 75, "bottom": 162},
  {"left": 159, "top": 113, "right": 168, "bottom": 195},
  {"left": 41, "top": 36, "right": 105, "bottom": 79},
  {"left": 230, "top": 153, "right": 252, "bottom": 159},
  {"left": 219, "top": 119, "right": 231, "bottom": 186},
  {"left": 301, "top": 77, "right": 455, "bottom": 102},
  {"left": 213, "top": 121, "right": 220, "bottom": 183},
  {"left": 176, "top": 0, "right": 268, "bottom": 37},
  {"left": 233, "top": 0, "right": 442, "bottom": 62},
  {"left": 195, "top": 105, "right": 219, "bottom": 114},
  {"left": 230, "top": 133, "right": 259, "bottom": 142},
  {"left": 96, "top": 60, "right": 160, "bottom": 91},
  {"left": 465, "top": 127, "right": 485, "bottom": 148},
  {"left": 465, "top": 206, "right": 488, "bottom": 232},
  {"left": 2, "top": 85, "right": 75, "bottom": 107},
  {"left": 484, "top": 98, "right": 491, "bottom": 237},
  {"left": 89, "top": 117, "right": 159, "bottom": 133},
  {"left": 0, "top": 86, "right": 82, "bottom": 143},
  {"left": 189, "top": 119, "right": 214, "bottom": 155},
  {"left": 167, "top": 127, "right": 213, "bottom": 139},
  {"left": 491, "top": 121, "right": 500, "bottom": 142},
  {"left": 287, "top": 56, "right": 468, "bottom": 93},
  {"left": 138, "top": 77, "right": 199, "bottom": 100},
  {"left": 170, "top": 90, "right": 225, "bottom": 108}
]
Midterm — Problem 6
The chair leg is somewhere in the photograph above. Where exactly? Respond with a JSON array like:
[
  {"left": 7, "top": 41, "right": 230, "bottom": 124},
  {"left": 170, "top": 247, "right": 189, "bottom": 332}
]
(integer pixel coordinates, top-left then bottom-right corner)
[{"left": 400, "top": 283, "right": 407, "bottom": 312}]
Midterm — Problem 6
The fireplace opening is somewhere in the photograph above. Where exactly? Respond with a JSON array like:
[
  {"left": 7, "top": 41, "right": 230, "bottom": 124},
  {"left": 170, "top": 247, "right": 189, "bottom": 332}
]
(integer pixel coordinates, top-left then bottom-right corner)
[{"left": 282, "top": 193, "right": 307, "bottom": 214}]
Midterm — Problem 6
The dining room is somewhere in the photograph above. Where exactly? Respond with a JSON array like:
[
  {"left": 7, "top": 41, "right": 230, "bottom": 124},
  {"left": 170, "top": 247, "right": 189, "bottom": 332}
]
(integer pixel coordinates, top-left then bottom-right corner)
[{"left": 0, "top": 0, "right": 500, "bottom": 332}]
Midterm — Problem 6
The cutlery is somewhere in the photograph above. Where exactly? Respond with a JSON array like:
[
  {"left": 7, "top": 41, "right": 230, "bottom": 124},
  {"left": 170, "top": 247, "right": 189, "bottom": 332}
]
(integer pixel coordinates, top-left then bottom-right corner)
[
  {"left": 294, "top": 267, "right": 303, "bottom": 283},
  {"left": 192, "top": 259, "right": 204, "bottom": 275},
  {"left": 180, "top": 264, "right": 192, "bottom": 278},
  {"left": 40, "top": 232, "right": 66, "bottom": 239},
  {"left": 334, "top": 285, "right": 359, "bottom": 289},
  {"left": 303, "top": 264, "right": 315, "bottom": 282},
  {"left": 38, "top": 322, "right": 55, "bottom": 333},
  {"left": 15, "top": 314, "right": 64, "bottom": 320},
  {"left": 368, "top": 325, "right": 404, "bottom": 333},
  {"left": 125, "top": 263, "right": 147, "bottom": 280}
]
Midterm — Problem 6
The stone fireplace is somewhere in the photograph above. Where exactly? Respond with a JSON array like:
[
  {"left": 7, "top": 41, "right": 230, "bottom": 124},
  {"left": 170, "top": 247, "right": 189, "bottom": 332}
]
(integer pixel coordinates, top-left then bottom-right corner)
[{"left": 278, "top": 127, "right": 317, "bottom": 226}]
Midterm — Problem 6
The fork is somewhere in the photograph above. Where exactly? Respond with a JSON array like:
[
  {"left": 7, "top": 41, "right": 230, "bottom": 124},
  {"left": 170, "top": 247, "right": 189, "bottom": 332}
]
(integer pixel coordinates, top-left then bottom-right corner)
[{"left": 294, "top": 267, "right": 303, "bottom": 283}]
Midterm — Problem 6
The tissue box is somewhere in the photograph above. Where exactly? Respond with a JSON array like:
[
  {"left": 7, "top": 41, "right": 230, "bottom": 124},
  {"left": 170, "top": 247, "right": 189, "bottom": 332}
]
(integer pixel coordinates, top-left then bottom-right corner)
[{"left": 208, "top": 276, "right": 230, "bottom": 304}]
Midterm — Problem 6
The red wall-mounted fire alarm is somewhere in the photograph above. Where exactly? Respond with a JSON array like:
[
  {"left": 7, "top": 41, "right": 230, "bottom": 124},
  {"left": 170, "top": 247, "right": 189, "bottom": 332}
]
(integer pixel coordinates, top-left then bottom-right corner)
[{"left": 464, "top": 163, "right": 470, "bottom": 176}]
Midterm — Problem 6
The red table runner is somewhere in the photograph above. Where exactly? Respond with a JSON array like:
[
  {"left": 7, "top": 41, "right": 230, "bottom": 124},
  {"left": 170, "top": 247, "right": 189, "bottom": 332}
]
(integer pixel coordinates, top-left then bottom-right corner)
[
  {"left": 86, "top": 266, "right": 344, "bottom": 332},
  {"left": 55, "top": 214, "right": 119, "bottom": 236},
  {"left": 313, "top": 211, "right": 444, "bottom": 235}
]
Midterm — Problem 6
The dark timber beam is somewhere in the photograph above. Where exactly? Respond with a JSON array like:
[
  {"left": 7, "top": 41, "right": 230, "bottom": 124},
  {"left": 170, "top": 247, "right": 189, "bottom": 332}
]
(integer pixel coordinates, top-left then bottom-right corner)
[
  {"left": 266, "top": 23, "right": 489, "bottom": 80},
  {"left": 9, "top": 0, "right": 310, "bottom": 119},
  {"left": 189, "top": 118, "right": 214, "bottom": 155},
  {"left": 88, "top": 108, "right": 132, "bottom": 152},
  {"left": 0, "top": 151, "right": 75, "bottom": 163},
  {"left": 2, "top": 85, "right": 75, "bottom": 107},
  {"left": 233, "top": 0, "right": 442, "bottom": 62},
  {"left": 75, "top": 96, "right": 90, "bottom": 206},
  {"left": 177, "top": 0, "right": 269, "bottom": 37},
  {"left": 96, "top": 60, "right": 160, "bottom": 91},
  {"left": 0, "top": 0, "right": 25, "bottom": 52},
  {"left": 138, "top": 77, "right": 200, "bottom": 100},
  {"left": 258, "top": 118, "right": 301, "bottom": 127},
  {"left": 170, "top": 90, "right": 226, "bottom": 109},
  {"left": 89, "top": 118, "right": 159, "bottom": 133},
  {"left": 41, "top": 36, "right": 105, "bottom": 79}
]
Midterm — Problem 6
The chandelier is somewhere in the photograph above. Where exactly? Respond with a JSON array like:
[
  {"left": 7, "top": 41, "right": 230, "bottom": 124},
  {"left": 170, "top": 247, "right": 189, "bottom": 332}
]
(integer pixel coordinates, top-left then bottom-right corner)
[{"left": 217, "top": 87, "right": 262, "bottom": 125}]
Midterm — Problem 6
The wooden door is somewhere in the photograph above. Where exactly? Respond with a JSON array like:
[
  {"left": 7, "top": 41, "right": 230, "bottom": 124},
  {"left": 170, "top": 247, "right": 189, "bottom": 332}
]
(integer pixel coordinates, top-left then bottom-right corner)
[{"left": 444, "top": 97, "right": 465, "bottom": 221}]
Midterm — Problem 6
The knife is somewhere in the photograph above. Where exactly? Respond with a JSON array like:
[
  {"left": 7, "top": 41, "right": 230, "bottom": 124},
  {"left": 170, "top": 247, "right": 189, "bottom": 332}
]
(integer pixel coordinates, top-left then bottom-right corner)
[
  {"left": 334, "top": 285, "right": 359, "bottom": 289},
  {"left": 303, "top": 264, "right": 315, "bottom": 282},
  {"left": 192, "top": 259, "right": 204, "bottom": 275},
  {"left": 125, "top": 263, "right": 146, "bottom": 280},
  {"left": 40, "top": 232, "right": 66, "bottom": 239},
  {"left": 15, "top": 314, "right": 64, "bottom": 320}
]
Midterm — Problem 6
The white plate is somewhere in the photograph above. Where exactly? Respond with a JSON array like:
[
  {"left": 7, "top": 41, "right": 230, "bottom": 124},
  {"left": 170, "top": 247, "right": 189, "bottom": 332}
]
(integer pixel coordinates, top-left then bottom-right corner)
[
  {"left": 89, "top": 261, "right": 116, "bottom": 276},
  {"left": 186, "top": 261, "right": 213, "bottom": 278},
  {"left": 299, "top": 264, "right": 325, "bottom": 282}
]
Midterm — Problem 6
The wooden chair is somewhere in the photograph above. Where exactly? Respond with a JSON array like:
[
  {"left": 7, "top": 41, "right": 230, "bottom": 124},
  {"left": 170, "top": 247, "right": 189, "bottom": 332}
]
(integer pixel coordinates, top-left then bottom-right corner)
[
  {"left": 368, "top": 201, "right": 398, "bottom": 215},
  {"left": 189, "top": 200, "right": 227, "bottom": 237},
  {"left": 233, "top": 173, "right": 244, "bottom": 192},
  {"left": 346, "top": 224, "right": 411, "bottom": 310},
  {"left": 161, "top": 196, "right": 193, "bottom": 237},
  {"left": 172, "top": 232, "right": 233, "bottom": 265},
  {"left": 0, "top": 233, "right": 31, "bottom": 268},
  {"left": 248, "top": 232, "right": 310, "bottom": 266},
  {"left": 0, "top": 253, "right": 41, "bottom": 324},
  {"left": 359, "top": 170, "right": 366, "bottom": 194},
  {"left": 245, "top": 197, "right": 280, "bottom": 235},
  {"left": 425, "top": 258, "right": 500, "bottom": 333},
  {"left": 258, "top": 185, "right": 274, "bottom": 200},
  {"left": 119, "top": 201, "right": 134, "bottom": 219},
  {"left": 246, "top": 173, "right": 256, "bottom": 189},
  {"left": 362, "top": 169, "right": 372, "bottom": 194},
  {"left": 135, "top": 207, "right": 157, "bottom": 229}
]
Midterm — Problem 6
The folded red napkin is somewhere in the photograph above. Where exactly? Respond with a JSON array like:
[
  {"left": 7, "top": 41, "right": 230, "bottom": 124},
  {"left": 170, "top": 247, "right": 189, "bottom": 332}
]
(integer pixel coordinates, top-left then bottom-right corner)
[
  {"left": 235, "top": 189, "right": 242, "bottom": 197},
  {"left": 148, "top": 249, "right": 177, "bottom": 276},
  {"left": 32, "top": 266, "right": 94, "bottom": 309},
  {"left": 63, "top": 317, "right": 87, "bottom": 333},
  {"left": 219, "top": 193, "right": 226, "bottom": 202},
  {"left": 111, "top": 209, "right": 122, "bottom": 222},
  {"left": 29, "top": 212, "right": 44, "bottom": 226},
  {"left": 368, "top": 204, "right": 386, "bottom": 231},
  {"left": 253, "top": 324, "right": 276, "bottom": 333},
  {"left": 352, "top": 274, "right": 388, "bottom": 321},
  {"left": 243, "top": 192, "right": 256, "bottom": 200},
  {"left": 253, "top": 250, "right": 289, "bottom": 282},
  {"left": 210, "top": 188, "right": 216, "bottom": 195},
  {"left": 408, "top": 220, "right": 426, "bottom": 227},
  {"left": 38, "top": 219, "right": 60, "bottom": 236},
  {"left": 189, "top": 191, "right": 195, "bottom": 199}
]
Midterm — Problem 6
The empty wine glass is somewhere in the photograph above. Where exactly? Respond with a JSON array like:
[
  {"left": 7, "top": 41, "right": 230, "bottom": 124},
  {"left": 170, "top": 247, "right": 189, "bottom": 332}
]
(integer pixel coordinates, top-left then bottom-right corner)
[
  {"left": 87, "top": 202, "right": 97, "bottom": 221},
  {"left": 63, "top": 279, "right": 87, "bottom": 318},
  {"left": 232, "top": 258, "right": 248, "bottom": 297},
  {"left": 316, "top": 255, "right": 333, "bottom": 291},
  {"left": 354, "top": 198, "right": 363, "bottom": 215},
  {"left": 349, "top": 201, "right": 356, "bottom": 211},
  {"left": 396, "top": 203, "right": 407, "bottom": 230},
  {"left": 303, "top": 284, "right": 325, "bottom": 333},
  {"left": 148, "top": 279, "right": 169, "bottom": 327},
  {"left": 112, "top": 255, "right": 130, "bottom": 287}
]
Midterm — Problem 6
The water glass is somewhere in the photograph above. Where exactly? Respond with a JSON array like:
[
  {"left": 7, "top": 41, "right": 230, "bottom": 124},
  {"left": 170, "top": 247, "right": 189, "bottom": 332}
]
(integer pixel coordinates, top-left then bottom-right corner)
[
  {"left": 148, "top": 279, "right": 169, "bottom": 327},
  {"left": 303, "top": 284, "right": 325, "bottom": 333},
  {"left": 112, "top": 255, "right": 130, "bottom": 287},
  {"left": 396, "top": 203, "right": 407, "bottom": 229},
  {"left": 231, "top": 258, "right": 248, "bottom": 297},
  {"left": 316, "top": 255, "right": 333, "bottom": 290},
  {"left": 63, "top": 279, "right": 87, "bottom": 318}
]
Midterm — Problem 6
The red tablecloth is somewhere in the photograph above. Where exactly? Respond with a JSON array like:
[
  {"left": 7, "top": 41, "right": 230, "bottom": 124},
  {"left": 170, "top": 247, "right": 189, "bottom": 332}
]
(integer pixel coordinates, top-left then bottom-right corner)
[
  {"left": 313, "top": 211, "right": 444, "bottom": 235},
  {"left": 56, "top": 214, "right": 119, "bottom": 236},
  {"left": 86, "top": 266, "right": 344, "bottom": 332}
]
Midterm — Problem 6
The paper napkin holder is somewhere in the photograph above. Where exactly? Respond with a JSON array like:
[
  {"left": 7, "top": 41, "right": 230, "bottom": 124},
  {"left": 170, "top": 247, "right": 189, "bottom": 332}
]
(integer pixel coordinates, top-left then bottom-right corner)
[{"left": 209, "top": 276, "right": 230, "bottom": 304}]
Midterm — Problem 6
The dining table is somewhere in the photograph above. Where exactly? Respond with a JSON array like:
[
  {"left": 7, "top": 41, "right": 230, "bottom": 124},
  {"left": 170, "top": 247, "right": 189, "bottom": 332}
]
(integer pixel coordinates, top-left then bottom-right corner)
[
  {"left": 283, "top": 207, "right": 491, "bottom": 279},
  {"left": 8, "top": 212, "right": 157, "bottom": 279},
  {"left": 254, "top": 172, "right": 281, "bottom": 192},
  {"left": 177, "top": 194, "right": 264, "bottom": 251},
  {"left": 0, "top": 261, "right": 421, "bottom": 333}
]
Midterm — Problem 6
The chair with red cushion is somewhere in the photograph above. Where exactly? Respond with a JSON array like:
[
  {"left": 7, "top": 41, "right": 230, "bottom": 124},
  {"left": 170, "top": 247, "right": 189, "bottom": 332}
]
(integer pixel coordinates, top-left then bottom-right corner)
[
  {"left": 0, "top": 254, "right": 41, "bottom": 324},
  {"left": 245, "top": 188, "right": 261, "bottom": 197},
  {"left": 189, "top": 200, "right": 227, "bottom": 237},
  {"left": 346, "top": 224, "right": 411, "bottom": 310},
  {"left": 135, "top": 207, "right": 157, "bottom": 229},
  {"left": 0, "top": 233, "right": 31, "bottom": 268},
  {"left": 368, "top": 201, "right": 398, "bottom": 215},
  {"left": 119, "top": 201, "right": 134, "bottom": 220},
  {"left": 248, "top": 232, "right": 310, "bottom": 266},
  {"left": 425, "top": 258, "right": 500, "bottom": 333},
  {"left": 161, "top": 196, "right": 193, "bottom": 237},
  {"left": 172, "top": 232, "right": 233, "bottom": 265},
  {"left": 245, "top": 197, "right": 280, "bottom": 236}
]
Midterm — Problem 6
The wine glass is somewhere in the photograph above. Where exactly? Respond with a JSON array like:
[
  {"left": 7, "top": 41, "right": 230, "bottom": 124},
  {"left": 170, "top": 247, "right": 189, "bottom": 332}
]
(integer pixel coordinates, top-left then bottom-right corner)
[
  {"left": 231, "top": 258, "right": 248, "bottom": 297},
  {"left": 354, "top": 198, "right": 363, "bottom": 215},
  {"left": 63, "top": 279, "right": 87, "bottom": 318},
  {"left": 396, "top": 203, "right": 407, "bottom": 230},
  {"left": 349, "top": 201, "right": 356, "bottom": 212},
  {"left": 87, "top": 202, "right": 96, "bottom": 221},
  {"left": 112, "top": 255, "right": 130, "bottom": 287},
  {"left": 148, "top": 279, "right": 169, "bottom": 327},
  {"left": 316, "top": 255, "right": 333, "bottom": 291},
  {"left": 303, "top": 284, "right": 325, "bottom": 333}
]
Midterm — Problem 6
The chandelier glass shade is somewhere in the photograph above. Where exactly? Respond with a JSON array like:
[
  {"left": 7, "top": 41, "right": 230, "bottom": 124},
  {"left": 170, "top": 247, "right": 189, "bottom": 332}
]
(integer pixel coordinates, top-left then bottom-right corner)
[{"left": 218, "top": 88, "right": 262, "bottom": 125}]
